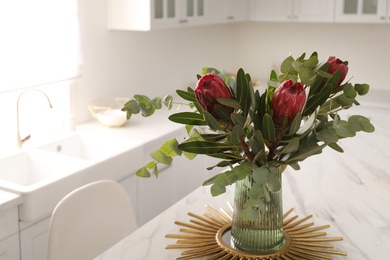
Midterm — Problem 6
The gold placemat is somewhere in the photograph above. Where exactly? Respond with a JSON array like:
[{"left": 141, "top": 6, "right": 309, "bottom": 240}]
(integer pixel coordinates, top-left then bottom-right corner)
[{"left": 166, "top": 203, "right": 347, "bottom": 259}]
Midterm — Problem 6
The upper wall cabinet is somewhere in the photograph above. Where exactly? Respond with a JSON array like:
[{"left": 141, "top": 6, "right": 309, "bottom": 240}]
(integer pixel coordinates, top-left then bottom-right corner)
[
  {"left": 108, "top": 0, "right": 248, "bottom": 31},
  {"left": 335, "top": 0, "right": 389, "bottom": 23},
  {"left": 108, "top": 0, "right": 206, "bottom": 30},
  {"left": 249, "top": 0, "right": 335, "bottom": 23},
  {"left": 206, "top": 0, "right": 248, "bottom": 24}
]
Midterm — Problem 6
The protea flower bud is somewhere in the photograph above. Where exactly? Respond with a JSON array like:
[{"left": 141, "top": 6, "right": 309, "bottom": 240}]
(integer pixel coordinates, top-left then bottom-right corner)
[
  {"left": 271, "top": 80, "right": 306, "bottom": 127},
  {"left": 327, "top": 56, "right": 349, "bottom": 89},
  {"left": 194, "top": 73, "right": 234, "bottom": 120}
]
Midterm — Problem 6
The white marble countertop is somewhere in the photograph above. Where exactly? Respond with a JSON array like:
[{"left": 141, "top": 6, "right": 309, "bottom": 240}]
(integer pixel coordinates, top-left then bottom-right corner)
[{"left": 94, "top": 105, "right": 390, "bottom": 259}]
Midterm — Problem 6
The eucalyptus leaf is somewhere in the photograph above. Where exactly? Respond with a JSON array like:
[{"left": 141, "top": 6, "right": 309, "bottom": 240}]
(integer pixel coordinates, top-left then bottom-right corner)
[
  {"left": 278, "top": 137, "right": 300, "bottom": 154},
  {"left": 136, "top": 167, "right": 151, "bottom": 178},
  {"left": 210, "top": 183, "right": 226, "bottom": 196},
  {"left": 231, "top": 125, "right": 246, "bottom": 145},
  {"left": 354, "top": 83, "right": 370, "bottom": 95},
  {"left": 280, "top": 56, "right": 296, "bottom": 74},
  {"left": 152, "top": 150, "right": 173, "bottom": 165}
]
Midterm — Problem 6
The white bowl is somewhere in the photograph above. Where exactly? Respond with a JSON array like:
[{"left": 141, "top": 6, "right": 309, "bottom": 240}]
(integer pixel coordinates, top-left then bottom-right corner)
[{"left": 88, "top": 97, "right": 129, "bottom": 127}]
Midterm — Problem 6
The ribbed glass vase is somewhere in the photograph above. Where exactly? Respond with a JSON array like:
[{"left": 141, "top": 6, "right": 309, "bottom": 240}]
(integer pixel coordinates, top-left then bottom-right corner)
[{"left": 231, "top": 166, "right": 284, "bottom": 254}]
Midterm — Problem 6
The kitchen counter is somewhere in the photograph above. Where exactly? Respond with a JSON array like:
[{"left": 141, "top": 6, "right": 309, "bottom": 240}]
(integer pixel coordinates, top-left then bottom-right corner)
[
  {"left": 0, "top": 190, "right": 22, "bottom": 212},
  {"left": 94, "top": 105, "right": 390, "bottom": 259}
]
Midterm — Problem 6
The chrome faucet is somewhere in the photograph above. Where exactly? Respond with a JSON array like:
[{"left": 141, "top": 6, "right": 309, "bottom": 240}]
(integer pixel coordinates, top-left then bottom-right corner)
[{"left": 16, "top": 89, "right": 53, "bottom": 148}]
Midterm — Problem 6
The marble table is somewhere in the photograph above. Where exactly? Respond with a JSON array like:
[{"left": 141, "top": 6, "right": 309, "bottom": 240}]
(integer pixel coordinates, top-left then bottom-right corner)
[{"left": 95, "top": 105, "right": 390, "bottom": 259}]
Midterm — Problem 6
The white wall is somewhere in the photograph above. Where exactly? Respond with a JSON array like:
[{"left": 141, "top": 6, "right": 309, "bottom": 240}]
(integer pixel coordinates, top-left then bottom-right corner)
[{"left": 72, "top": 0, "right": 390, "bottom": 123}]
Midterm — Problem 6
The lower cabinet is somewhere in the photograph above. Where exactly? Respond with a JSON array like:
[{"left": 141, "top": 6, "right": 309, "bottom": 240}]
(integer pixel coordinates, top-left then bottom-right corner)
[
  {"left": 20, "top": 218, "right": 50, "bottom": 260},
  {"left": 121, "top": 128, "right": 223, "bottom": 227},
  {"left": 0, "top": 206, "right": 20, "bottom": 260},
  {"left": 0, "top": 234, "right": 20, "bottom": 260}
]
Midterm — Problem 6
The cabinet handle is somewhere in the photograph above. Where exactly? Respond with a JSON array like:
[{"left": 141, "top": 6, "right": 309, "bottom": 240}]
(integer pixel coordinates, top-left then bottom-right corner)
[
  {"left": 227, "top": 16, "right": 234, "bottom": 20},
  {"left": 179, "top": 19, "right": 188, "bottom": 24},
  {"left": 380, "top": 16, "right": 385, "bottom": 20}
]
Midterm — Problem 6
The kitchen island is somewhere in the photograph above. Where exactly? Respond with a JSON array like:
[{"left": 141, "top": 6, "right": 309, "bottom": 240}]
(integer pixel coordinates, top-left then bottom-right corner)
[{"left": 94, "top": 105, "right": 390, "bottom": 259}]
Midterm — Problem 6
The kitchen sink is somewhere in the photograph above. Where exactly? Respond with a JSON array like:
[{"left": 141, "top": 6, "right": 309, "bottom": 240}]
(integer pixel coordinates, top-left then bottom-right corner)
[
  {"left": 0, "top": 149, "right": 88, "bottom": 191},
  {"left": 0, "top": 131, "right": 143, "bottom": 222},
  {"left": 38, "top": 132, "right": 132, "bottom": 161}
]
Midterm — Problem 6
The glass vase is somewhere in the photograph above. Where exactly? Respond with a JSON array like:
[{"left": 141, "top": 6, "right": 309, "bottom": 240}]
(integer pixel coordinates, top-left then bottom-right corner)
[{"left": 230, "top": 166, "right": 284, "bottom": 254}]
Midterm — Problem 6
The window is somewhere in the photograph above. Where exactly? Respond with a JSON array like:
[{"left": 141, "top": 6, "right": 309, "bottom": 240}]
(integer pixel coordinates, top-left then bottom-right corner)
[
  {"left": 0, "top": 0, "right": 81, "bottom": 154},
  {"left": 0, "top": 0, "right": 82, "bottom": 92}
]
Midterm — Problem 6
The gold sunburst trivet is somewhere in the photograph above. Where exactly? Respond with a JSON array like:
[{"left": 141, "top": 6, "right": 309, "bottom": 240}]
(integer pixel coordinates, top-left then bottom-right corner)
[{"left": 165, "top": 203, "right": 347, "bottom": 259}]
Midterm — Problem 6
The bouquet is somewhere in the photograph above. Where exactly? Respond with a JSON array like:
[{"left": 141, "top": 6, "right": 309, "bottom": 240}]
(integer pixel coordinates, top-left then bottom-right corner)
[{"left": 122, "top": 52, "right": 374, "bottom": 203}]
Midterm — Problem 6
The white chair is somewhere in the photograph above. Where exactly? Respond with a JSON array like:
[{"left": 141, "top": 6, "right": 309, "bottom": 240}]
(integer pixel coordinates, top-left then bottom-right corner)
[{"left": 47, "top": 180, "right": 138, "bottom": 260}]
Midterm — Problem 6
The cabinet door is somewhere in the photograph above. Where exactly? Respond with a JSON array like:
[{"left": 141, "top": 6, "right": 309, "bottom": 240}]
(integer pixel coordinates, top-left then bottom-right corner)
[
  {"left": 151, "top": 0, "right": 182, "bottom": 29},
  {"left": 183, "top": 0, "right": 206, "bottom": 25},
  {"left": 20, "top": 218, "right": 50, "bottom": 260},
  {"left": 249, "top": 0, "right": 293, "bottom": 22},
  {"left": 227, "top": 0, "right": 249, "bottom": 22},
  {"left": 294, "top": 0, "right": 335, "bottom": 22},
  {"left": 335, "top": 0, "right": 388, "bottom": 23},
  {"left": 0, "top": 234, "right": 20, "bottom": 260}
]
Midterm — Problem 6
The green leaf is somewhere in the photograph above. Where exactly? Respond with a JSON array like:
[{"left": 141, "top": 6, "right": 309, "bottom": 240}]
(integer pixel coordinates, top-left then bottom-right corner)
[
  {"left": 348, "top": 115, "right": 375, "bottom": 133},
  {"left": 334, "top": 120, "right": 356, "bottom": 138},
  {"left": 160, "top": 138, "right": 181, "bottom": 156},
  {"left": 217, "top": 98, "right": 241, "bottom": 110},
  {"left": 253, "top": 166, "right": 269, "bottom": 184},
  {"left": 136, "top": 167, "right": 151, "bottom": 178},
  {"left": 235, "top": 68, "right": 251, "bottom": 119},
  {"left": 343, "top": 83, "right": 357, "bottom": 99},
  {"left": 328, "top": 142, "right": 344, "bottom": 153},
  {"left": 200, "top": 133, "right": 229, "bottom": 142},
  {"left": 201, "top": 67, "right": 219, "bottom": 75},
  {"left": 168, "top": 112, "right": 206, "bottom": 125},
  {"left": 210, "top": 183, "right": 226, "bottom": 196},
  {"left": 267, "top": 172, "right": 281, "bottom": 192},
  {"left": 354, "top": 83, "right": 370, "bottom": 96},
  {"left": 152, "top": 150, "right": 173, "bottom": 165},
  {"left": 203, "top": 111, "right": 224, "bottom": 130},
  {"left": 162, "top": 95, "right": 173, "bottom": 109},
  {"left": 280, "top": 56, "right": 296, "bottom": 74},
  {"left": 304, "top": 83, "right": 332, "bottom": 116},
  {"left": 316, "top": 129, "right": 339, "bottom": 143},
  {"left": 288, "top": 113, "right": 302, "bottom": 135},
  {"left": 176, "top": 89, "right": 196, "bottom": 102},
  {"left": 231, "top": 113, "right": 245, "bottom": 127},
  {"left": 178, "top": 141, "right": 238, "bottom": 154},
  {"left": 278, "top": 137, "right": 299, "bottom": 154},
  {"left": 302, "top": 55, "right": 318, "bottom": 69},
  {"left": 286, "top": 140, "right": 326, "bottom": 163},
  {"left": 231, "top": 125, "right": 246, "bottom": 145},
  {"left": 299, "top": 67, "right": 317, "bottom": 86},
  {"left": 262, "top": 113, "right": 275, "bottom": 142}
]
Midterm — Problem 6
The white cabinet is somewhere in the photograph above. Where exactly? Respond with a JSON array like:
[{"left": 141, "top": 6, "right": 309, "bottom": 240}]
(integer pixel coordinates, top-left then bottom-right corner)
[
  {"left": 335, "top": 0, "right": 389, "bottom": 23},
  {"left": 0, "top": 207, "right": 20, "bottom": 260},
  {"left": 108, "top": 0, "right": 207, "bottom": 30},
  {"left": 206, "top": 0, "right": 248, "bottom": 24},
  {"left": 108, "top": 0, "right": 249, "bottom": 31},
  {"left": 20, "top": 218, "right": 50, "bottom": 260},
  {"left": 249, "top": 0, "right": 335, "bottom": 23}
]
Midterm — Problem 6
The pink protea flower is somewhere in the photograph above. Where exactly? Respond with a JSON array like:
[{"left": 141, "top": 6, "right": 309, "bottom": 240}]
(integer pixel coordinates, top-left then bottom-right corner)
[
  {"left": 327, "top": 56, "right": 349, "bottom": 89},
  {"left": 194, "top": 73, "right": 234, "bottom": 120},
  {"left": 271, "top": 80, "right": 306, "bottom": 127}
]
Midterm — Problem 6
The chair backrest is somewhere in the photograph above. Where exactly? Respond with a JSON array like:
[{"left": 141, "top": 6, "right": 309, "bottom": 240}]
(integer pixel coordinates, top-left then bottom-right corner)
[{"left": 47, "top": 180, "right": 137, "bottom": 260}]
